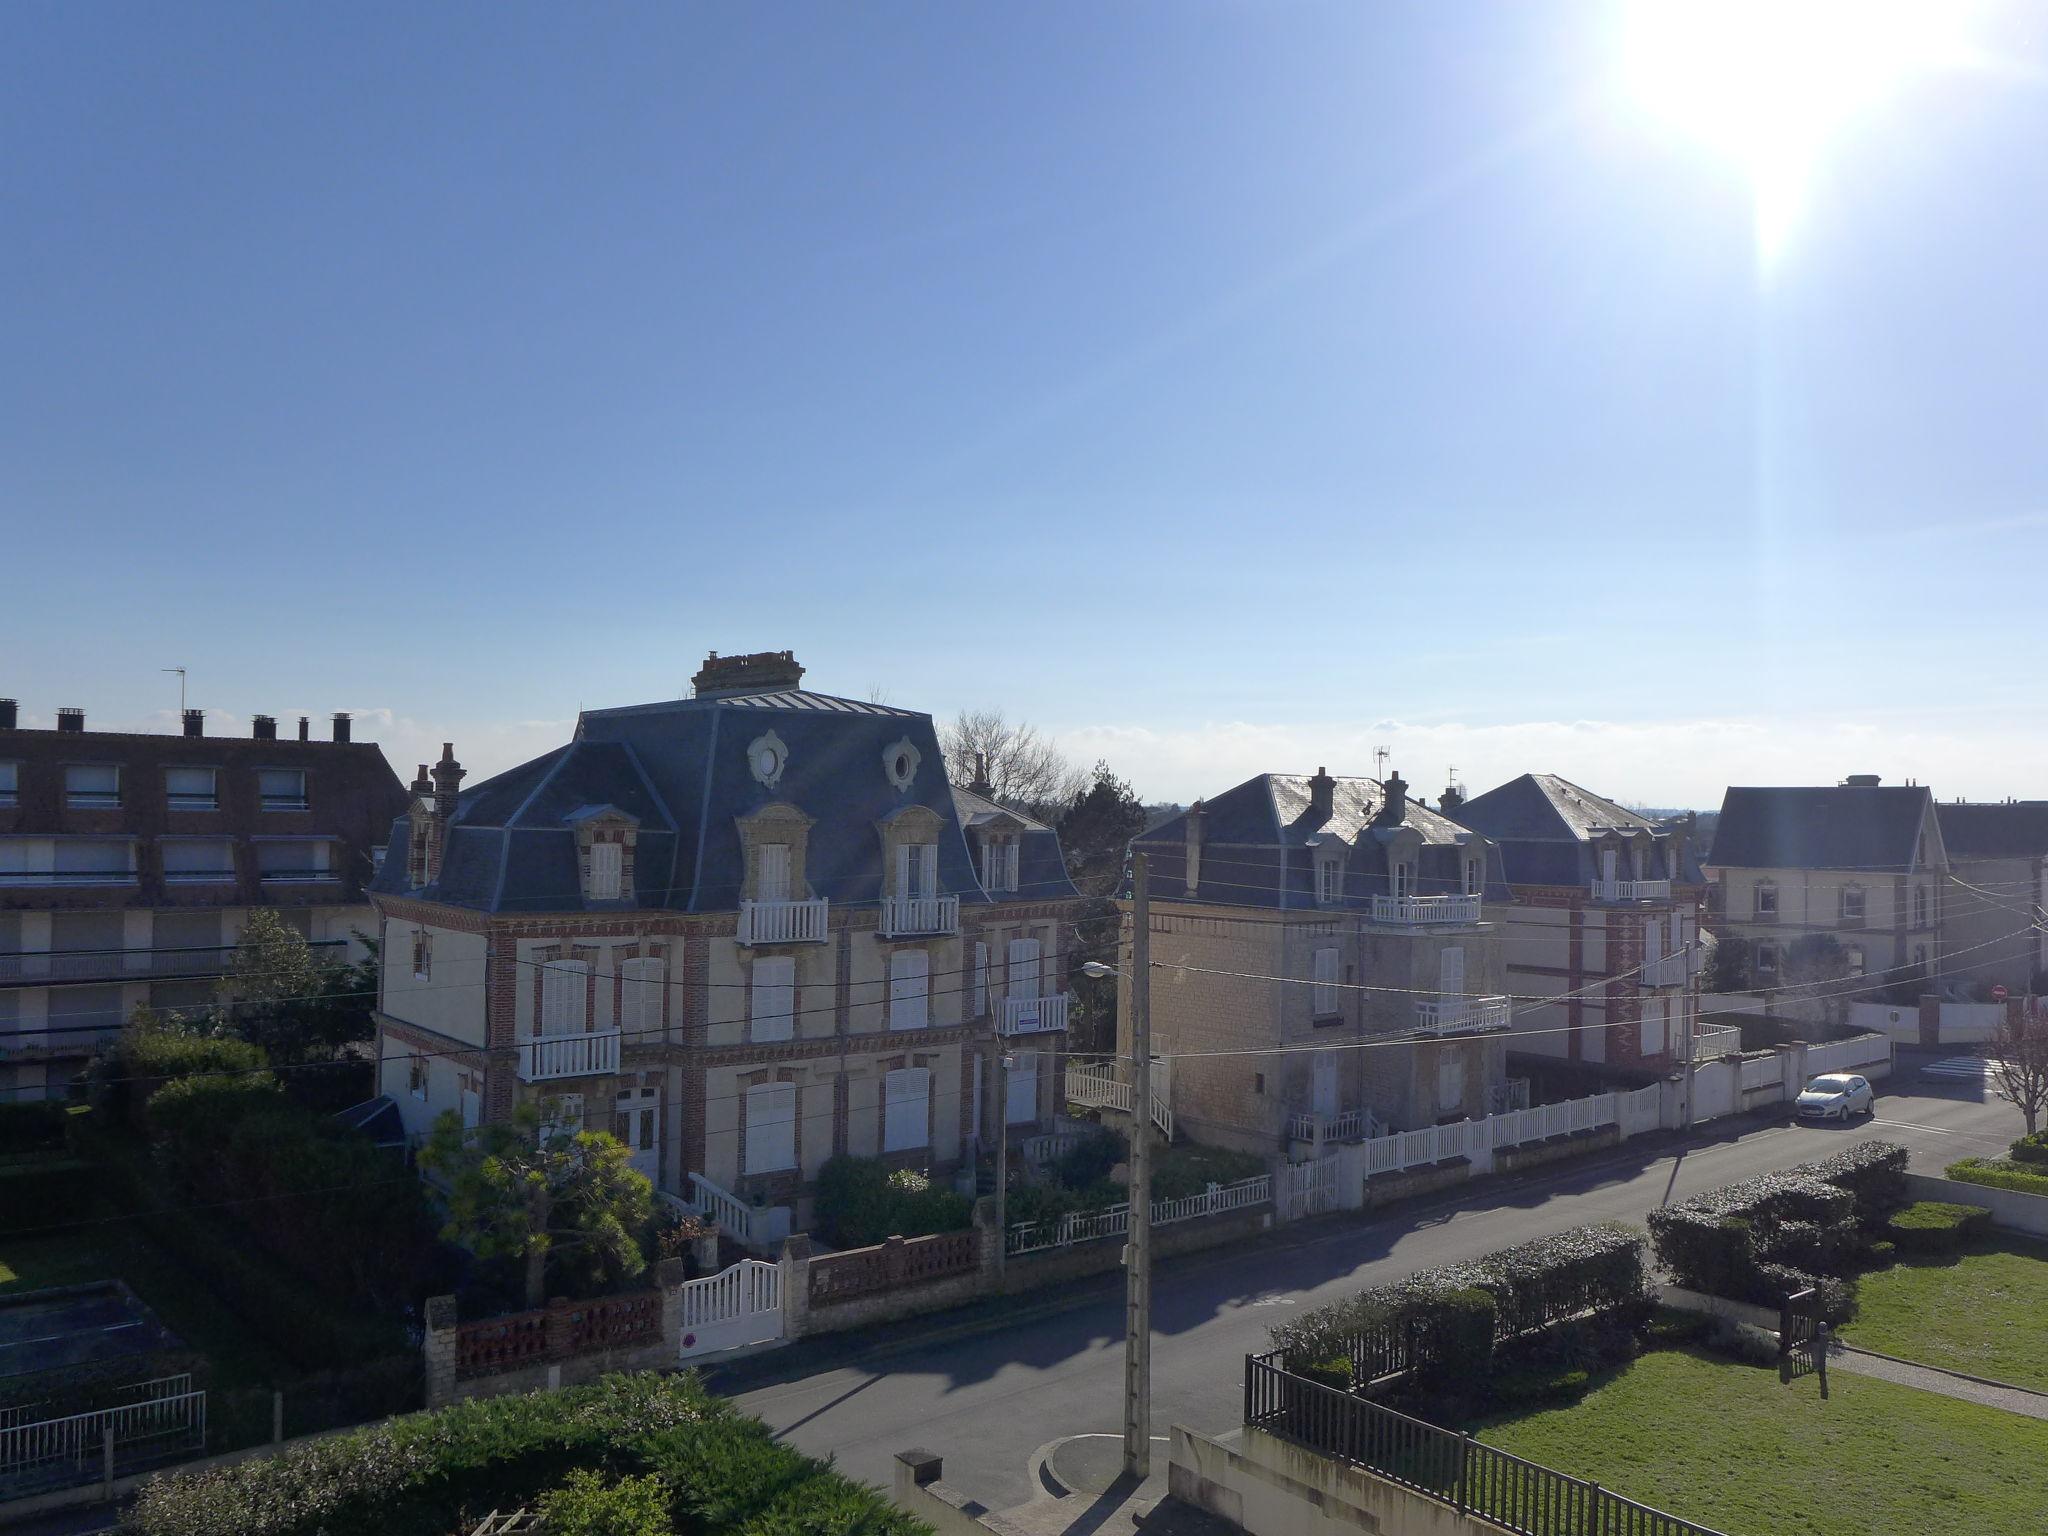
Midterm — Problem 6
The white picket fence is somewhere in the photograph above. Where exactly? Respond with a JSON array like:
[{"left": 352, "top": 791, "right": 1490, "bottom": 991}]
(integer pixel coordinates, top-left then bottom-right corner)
[
  {"left": 1804, "top": 1034, "right": 1894, "bottom": 1076},
  {"left": 1692, "top": 1023, "right": 1744, "bottom": 1060},
  {"left": 1006, "top": 1173, "right": 1271, "bottom": 1257},
  {"left": 1277, "top": 1155, "right": 1342, "bottom": 1220},
  {"left": 0, "top": 1376, "right": 205, "bottom": 1492},
  {"left": 676, "top": 1259, "right": 783, "bottom": 1359},
  {"left": 1739, "top": 1054, "right": 1782, "bottom": 1091},
  {"left": 1338, "top": 1085, "right": 1659, "bottom": 1186}
]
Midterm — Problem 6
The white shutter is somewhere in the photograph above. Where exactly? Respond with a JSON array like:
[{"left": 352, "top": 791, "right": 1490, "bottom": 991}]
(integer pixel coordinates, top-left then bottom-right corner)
[
  {"left": 894, "top": 843, "right": 912, "bottom": 898},
  {"left": 918, "top": 843, "right": 937, "bottom": 897},
  {"left": 588, "top": 841, "right": 623, "bottom": 900},
  {"left": 1006, "top": 938, "right": 1041, "bottom": 1000},
  {"left": 1670, "top": 911, "right": 1684, "bottom": 957},
  {"left": 757, "top": 843, "right": 791, "bottom": 901},
  {"left": 973, "top": 942, "right": 989, "bottom": 1016},
  {"left": 621, "top": 957, "right": 665, "bottom": 1034},
  {"left": 1437, "top": 1050, "right": 1467, "bottom": 1114},
  {"left": 750, "top": 956, "right": 795, "bottom": 1042},
  {"left": 1643, "top": 920, "right": 1661, "bottom": 964},
  {"left": 1312, "top": 1050, "right": 1339, "bottom": 1117},
  {"left": 541, "top": 959, "right": 589, "bottom": 1036},
  {"left": 1437, "top": 946, "right": 1465, "bottom": 999},
  {"left": 1005, "top": 1050, "right": 1040, "bottom": 1125},
  {"left": 1641, "top": 998, "right": 1667, "bottom": 1056},
  {"left": 744, "top": 1083, "right": 798, "bottom": 1173},
  {"left": 1601, "top": 848, "right": 1618, "bottom": 884},
  {"left": 889, "top": 949, "right": 930, "bottom": 1030},
  {"left": 883, "top": 1067, "right": 931, "bottom": 1153},
  {"left": 1312, "top": 947, "right": 1339, "bottom": 1014},
  {"left": 1003, "top": 842, "right": 1019, "bottom": 891}
]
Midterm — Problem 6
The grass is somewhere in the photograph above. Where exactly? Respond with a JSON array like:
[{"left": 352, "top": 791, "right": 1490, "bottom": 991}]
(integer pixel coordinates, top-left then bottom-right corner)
[
  {"left": 1479, "top": 1348, "right": 2048, "bottom": 1536},
  {"left": 1842, "top": 1236, "right": 2048, "bottom": 1391}
]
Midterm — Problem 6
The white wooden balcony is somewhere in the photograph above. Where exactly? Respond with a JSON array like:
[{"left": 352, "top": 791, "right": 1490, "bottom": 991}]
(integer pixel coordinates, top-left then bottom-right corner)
[
  {"left": 1592, "top": 878, "right": 1672, "bottom": 902},
  {"left": 517, "top": 1027, "right": 622, "bottom": 1082},
  {"left": 1642, "top": 952, "right": 1689, "bottom": 987},
  {"left": 999, "top": 991, "right": 1070, "bottom": 1036},
  {"left": 880, "top": 894, "right": 959, "bottom": 937},
  {"left": 1064, "top": 1061, "right": 1173, "bottom": 1137},
  {"left": 1411, "top": 994, "right": 1513, "bottom": 1035},
  {"left": 737, "top": 897, "right": 829, "bottom": 945},
  {"left": 1285, "top": 1107, "right": 1383, "bottom": 1144},
  {"left": 1370, "top": 892, "right": 1481, "bottom": 926}
]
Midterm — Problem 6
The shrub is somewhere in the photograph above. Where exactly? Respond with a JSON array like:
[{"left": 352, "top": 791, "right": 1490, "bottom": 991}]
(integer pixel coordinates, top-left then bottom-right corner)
[
  {"left": 1947, "top": 1157, "right": 2048, "bottom": 1197},
  {"left": 1864, "top": 1239, "right": 1898, "bottom": 1268},
  {"left": 1888, "top": 1200, "right": 1992, "bottom": 1254},
  {"left": 1152, "top": 1142, "right": 1266, "bottom": 1201},
  {"left": 1052, "top": 1129, "right": 1126, "bottom": 1189},
  {"left": 0, "top": 1100, "right": 71, "bottom": 1155},
  {"left": 1803, "top": 1140, "right": 1911, "bottom": 1225},
  {"left": 2010, "top": 1132, "right": 2048, "bottom": 1168},
  {"left": 812, "top": 1156, "right": 971, "bottom": 1248},
  {"left": 1493, "top": 1367, "right": 1591, "bottom": 1406},
  {"left": 1703, "top": 1319, "right": 1780, "bottom": 1368},
  {"left": 1298, "top": 1356, "right": 1353, "bottom": 1391},
  {"left": 1433, "top": 1288, "right": 1499, "bottom": 1382},
  {"left": 1647, "top": 1308, "right": 1713, "bottom": 1346},
  {"left": 101, "top": 1026, "right": 269, "bottom": 1129},
  {"left": 539, "top": 1468, "right": 670, "bottom": 1536},
  {"left": 0, "top": 1159, "right": 103, "bottom": 1236}
]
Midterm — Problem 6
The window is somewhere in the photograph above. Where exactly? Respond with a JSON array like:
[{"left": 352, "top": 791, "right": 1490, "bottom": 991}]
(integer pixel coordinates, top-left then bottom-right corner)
[
  {"left": 258, "top": 768, "right": 307, "bottom": 811},
  {"left": 412, "top": 928, "right": 432, "bottom": 981},
  {"left": 621, "top": 956, "right": 664, "bottom": 1034},
  {"left": 1437, "top": 1050, "right": 1467, "bottom": 1114},
  {"left": 540, "top": 959, "right": 590, "bottom": 1036},
  {"left": 1755, "top": 883, "right": 1779, "bottom": 918},
  {"left": 1841, "top": 886, "right": 1865, "bottom": 922},
  {"left": 1315, "top": 856, "right": 1343, "bottom": 906},
  {"left": 371, "top": 844, "right": 388, "bottom": 874},
  {"left": 1005, "top": 1050, "right": 1039, "bottom": 1125},
  {"left": 756, "top": 842, "right": 792, "bottom": 901},
  {"left": 0, "top": 763, "right": 14, "bottom": 808},
  {"left": 896, "top": 841, "right": 938, "bottom": 899},
  {"left": 973, "top": 942, "right": 989, "bottom": 1016},
  {"left": 883, "top": 1067, "right": 931, "bottom": 1152},
  {"left": 161, "top": 839, "right": 233, "bottom": 883},
  {"left": 163, "top": 766, "right": 217, "bottom": 811},
  {"left": 1914, "top": 886, "right": 1929, "bottom": 927},
  {"left": 1845, "top": 946, "right": 1866, "bottom": 978},
  {"left": 1438, "top": 945, "right": 1465, "bottom": 999},
  {"left": 889, "top": 949, "right": 930, "bottom": 1029},
  {"left": 1754, "top": 942, "right": 1778, "bottom": 975},
  {"left": 1640, "top": 998, "right": 1667, "bottom": 1056},
  {"left": 256, "top": 840, "right": 333, "bottom": 881},
  {"left": 1391, "top": 861, "right": 1415, "bottom": 899},
  {"left": 1913, "top": 944, "right": 1928, "bottom": 971},
  {"left": 1005, "top": 936, "right": 1042, "bottom": 1002},
  {"left": 52, "top": 839, "right": 135, "bottom": 884},
  {"left": 982, "top": 837, "right": 1018, "bottom": 892},
  {"left": 588, "top": 840, "right": 623, "bottom": 900},
  {"left": 65, "top": 764, "right": 119, "bottom": 809},
  {"left": 1600, "top": 848, "right": 1619, "bottom": 886},
  {"left": 744, "top": 1083, "right": 798, "bottom": 1173},
  {"left": 1464, "top": 858, "right": 1484, "bottom": 896},
  {"left": 750, "top": 956, "right": 795, "bottom": 1042},
  {"left": 409, "top": 1056, "right": 427, "bottom": 1100},
  {"left": 614, "top": 1085, "right": 658, "bottom": 1152},
  {"left": 1311, "top": 947, "right": 1339, "bottom": 1015}
]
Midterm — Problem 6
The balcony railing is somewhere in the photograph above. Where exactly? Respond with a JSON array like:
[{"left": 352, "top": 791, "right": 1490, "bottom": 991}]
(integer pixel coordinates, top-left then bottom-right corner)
[
  {"left": 737, "top": 897, "right": 829, "bottom": 945},
  {"left": 1411, "top": 994, "right": 1513, "bottom": 1035},
  {"left": 0, "top": 939, "right": 345, "bottom": 987},
  {"left": 1592, "top": 877, "right": 1672, "bottom": 902},
  {"left": 1285, "top": 1107, "right": 1383, "bottom": 1145},
  {"left": 517, "top": 1028, "right": 622, "bottom": 1082},
  {"left": 880, "top": 894, "right": 959, "bottom": 937},
  {"left": 998, "top": 991, "right": 1070, "bottom": 1036},
  {"left": 1064, "top": 1061, "right": 1173, "bottom": 1138},
  {"left": 0, "top": 872, "right": 139, "bottom": 888},
  {"left": 1642, "top": 952, "right": 1688, "bottom": 987},
  {"left": 1370, "top": 893, "right": 1481, "bottom": 926},
  {"left": 1692, "top": 1023, "right": 1743, "bottom": 1061}
]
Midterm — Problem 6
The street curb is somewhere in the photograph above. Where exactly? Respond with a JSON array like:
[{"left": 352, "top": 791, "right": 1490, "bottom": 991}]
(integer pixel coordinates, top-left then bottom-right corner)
[{"left": 1833, "top": 1343, "right": 2048, "bottom": 1402}]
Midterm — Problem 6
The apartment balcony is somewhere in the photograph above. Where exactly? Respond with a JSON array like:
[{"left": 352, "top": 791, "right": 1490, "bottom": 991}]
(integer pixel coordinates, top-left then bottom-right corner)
[
  {"left": 0, "top": 939, "right": 344, "bottom": 987},
  {"left": 880, "top": 894, "right": 959, "bottom": 938},
  {"left": 1285, "top": 1107, "right": 1383, "bottom": 1145},
  {"left": 517, "top": 1027, "right": 622, "bottom": 1082},
  {"left": 1411, "top": 994, "right": 1513, "bottom": 1035},
  {"left": 998, "top": 991, "right": 1070, "bottom": 1036},
  {"left": 1370, "top": 893, "right": 1481, "bottom": 926},
  {"left": 1592, "top": 878, "right": 1672, "bottom": 902},
  {"left": 737, "top": 897, "right": 830, "bottom": 946},
  {"left": 1642, "top": 952, "right": 1689, "bottom": 987}
]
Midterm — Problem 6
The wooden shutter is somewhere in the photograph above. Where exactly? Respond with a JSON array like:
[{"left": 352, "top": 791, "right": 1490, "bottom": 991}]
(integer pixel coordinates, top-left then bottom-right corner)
[
  {"left": 1437, "top": 947, "right": 1465, "bottom": 999},
  {"left": 622, "top": 957, "right": 664, "bottom": 1034},
  {"left": 1601, "top": 848, "right": 1618, "bottom": 885},
  {"left": 973, "top": 942, "right": 989, "bottom": 1015},
  {"left": 750, "top": 956, "right": 795, "bottom": 1041},
  {"left": 589, "top": 841, "right": 623, "bottom": 900},
  {"left": 1005, "top": 1050, "right": 1040, "bottom": 1125},
  {"left": 918, "top": 843, "right": 937, "bottom": 897},
  {"left": 745, "top": 1083, "right": 797, "bottom": 1173},
  {"left": 1312, "top": 947, "right": 1339, "bottom": 1014},
  {"left": 1641, "top": 998, "right": 1667, "bottom": 1055},
  {"left": 889, "top": 949, "right": 930, "bottom": 1030},
  {"left": 894, "top": 843, "right": 912, "bottom": 898},
  {"left": 757, "top": 843, "right": 791, "bottom": 901},
  {"left": 1006, "top": 937, "right": 1041, "bottom": 1000},
  {"left": 541, "top": 960, "right": 589, "bottom": 1035},
  {"left": 883, "top": 1067, "right": 931, "bottom": 1152}
]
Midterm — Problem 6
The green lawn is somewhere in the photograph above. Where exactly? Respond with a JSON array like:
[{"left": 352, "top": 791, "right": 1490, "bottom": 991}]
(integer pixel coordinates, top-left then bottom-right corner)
[
  {"left": 1479, "top": 1348, "right": 2048, "bottom": 1536},
  {"left": 1842, "top": 1238, "right": 2048, "bottom": 1392}
]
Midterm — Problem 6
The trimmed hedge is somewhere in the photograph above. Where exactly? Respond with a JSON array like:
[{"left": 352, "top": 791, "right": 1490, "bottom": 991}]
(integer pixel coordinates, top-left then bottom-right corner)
[
  {"left": 1947, "top": 1157, "right": 2048, "bottom": 1197},
  {"left": 100, "top": 1028, "right": 270, "bottom": 1131},
  {"left": 1888, "top": 1200, "right": 1992, "bottom": 1254},
  {"left": 129, "top": 1372, "right": 926, "bottom": 1536},
  {"left": 812, "top": 1156, "right": 971, "bottom": 1248},
  {"left": 2009, "top": 1132, "right": 2048, "bottom": 1168}
]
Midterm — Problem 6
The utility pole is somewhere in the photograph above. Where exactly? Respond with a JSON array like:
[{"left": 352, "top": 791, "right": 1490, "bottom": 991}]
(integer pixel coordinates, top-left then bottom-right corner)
[
  {"left": 1124, "top": 852, "right": 1153, "bottom": 1479},
  {"left": 993, "top": 1050, "right": 1010, "bottom": 1278}
]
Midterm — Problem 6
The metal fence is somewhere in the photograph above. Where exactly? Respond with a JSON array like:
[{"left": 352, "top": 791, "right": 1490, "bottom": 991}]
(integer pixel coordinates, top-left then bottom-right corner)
[
  {"left": 0, "top": 1376, "right": 206, "bottom": 1495},
  {"left": 1006, "top": 1174, "right": 1271, "bottom": 1257},
  {"left": 1244, "top": 1353, "right": 1724, "bottom": 1536}
]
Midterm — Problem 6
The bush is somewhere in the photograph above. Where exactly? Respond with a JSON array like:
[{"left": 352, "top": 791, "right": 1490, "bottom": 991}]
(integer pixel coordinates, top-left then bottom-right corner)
[
  {"left": 1493, "top": 1367, "right": 1591, "bottom": 1406},
  {"left": 0, "top": 1159, "right": 103, "bottom": 1236},
  {"left": 1647, "top": 1308, "right": 1713, "bottom": 1346},
  {"left": 1151, "top": 1142, "right": 1266, "bottom": 1201},
  {"left": 1864, "top": 1239, "right": 1898, "bottom": 1268},
  {"left": 0, "top": 1100, "right": 71, "bottom": 1155},
  {"left": 539, "top": 1468, "right": 670, "bottom": 1536},
  {"left": 1803, "top": 1140, "right": 1911, "bottom": 1226},
  {"left": 1888, "top": 1200, "right": 1992, "bottom": 1254},
  {"left": 131, "top": 1372, "right": 925, "bottom": 1536},
  {"left": 100, "top": 1026, "right": 270, "bottom": 1130},
  {"left": 1052, "top": 1129, "right": 1126, "bottom": 1190},
  {"left": 1297, "top": 1355, "right": 1353, "bottom": 1391},
  {"left": 1947, "top": 1157, "right": 2048, "bottom": 1197},
  {"left": 2010, "top": 1133, "right": 2048, "bottom": 1167},
  {"left": 1703, "top": 1319, "right": 1781, "bottom": 1368},
  {"left": 812, "top": 1156, "right": 971, "bottom": 1248}
]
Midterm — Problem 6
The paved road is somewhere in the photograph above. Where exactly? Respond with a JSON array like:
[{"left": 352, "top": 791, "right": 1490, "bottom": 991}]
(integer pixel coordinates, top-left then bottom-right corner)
[{"left": 730, "top": 1056, "right": 2020, "bottom": 1511}]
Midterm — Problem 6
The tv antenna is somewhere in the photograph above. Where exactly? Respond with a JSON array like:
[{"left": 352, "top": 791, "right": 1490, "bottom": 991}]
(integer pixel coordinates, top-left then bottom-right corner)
[
  {"left": 162, "top": 667, "right": 187, "bottom": 714},
  {"left": 1373, "top": 744, "right": 1390, "bottom": 780}
]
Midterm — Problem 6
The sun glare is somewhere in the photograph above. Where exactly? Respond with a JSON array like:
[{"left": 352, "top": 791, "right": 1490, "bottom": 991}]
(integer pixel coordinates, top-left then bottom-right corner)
[{"left": 1624, "top": 0, "right": 1973, "bottom": 267}]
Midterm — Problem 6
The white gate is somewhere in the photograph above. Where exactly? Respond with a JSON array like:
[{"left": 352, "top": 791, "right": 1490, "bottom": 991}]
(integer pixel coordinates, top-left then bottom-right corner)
[{"left": 677, "top": 1259, "right": 783, "bottom": 1360}]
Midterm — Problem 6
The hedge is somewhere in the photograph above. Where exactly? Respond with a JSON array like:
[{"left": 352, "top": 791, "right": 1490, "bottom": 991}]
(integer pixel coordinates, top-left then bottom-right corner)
[
  {"left": 0, "top": 1159, "right": 103, "bottom": 1236},
  {"left": 2009, "top": 1132, "right": 2048, "bottom": 1168},
  {"left": 812, "top": 1157, "right": 970, "bottom": 1248},
  {"left": 100, "top": 1028, "right": 270, "bottom": 1131},
  {"left": 129, "top": 1372, "right": 927, "bottom": 1536},
  {"left": 1947, "top": 1157, "right": 2048, "bottom": 1197},
  {"left": 1888, "top": 1200, "right": 1992, "bottom": 1254},
  {"left": 0, "top": 1100, "right": 72, "bottom": 1156}
]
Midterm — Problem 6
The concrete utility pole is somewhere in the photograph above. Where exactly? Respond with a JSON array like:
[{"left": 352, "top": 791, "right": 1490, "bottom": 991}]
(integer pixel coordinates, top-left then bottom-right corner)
[
  {"left": 1124, "top": 852, "right": 1153, "bottom": 1479},
  {"left": 994, "top": 1051, "right": 1011, "bottom": 1278}
]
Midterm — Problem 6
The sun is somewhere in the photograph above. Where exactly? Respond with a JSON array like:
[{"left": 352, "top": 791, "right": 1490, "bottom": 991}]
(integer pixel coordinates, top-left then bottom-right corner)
[{"left": 1623, "top": 0, "right": 1975, "bottom": 267}]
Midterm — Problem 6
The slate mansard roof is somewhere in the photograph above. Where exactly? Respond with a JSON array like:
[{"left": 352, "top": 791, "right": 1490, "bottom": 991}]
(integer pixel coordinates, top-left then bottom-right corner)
[
  {"left": 1132, "top": 772, "right": 1510, "bottom": 910},
  {"left": 371, "top": 690, "right": 1081, "bottom": 915},
  {"left": 1935, "top": 801, "right": 2048, "bottom": 862},
  {"left": 1452, "top": 773, "right": 1705, "bottom": 889},
  {"left": 1707, "top": 784, "right": 1935, "bottom": 874}
]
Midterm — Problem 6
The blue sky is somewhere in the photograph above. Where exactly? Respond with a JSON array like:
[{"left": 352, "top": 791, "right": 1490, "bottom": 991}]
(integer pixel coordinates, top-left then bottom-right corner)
[{"left": 4, "top": 1, "right": 2044, "bottom": 807}]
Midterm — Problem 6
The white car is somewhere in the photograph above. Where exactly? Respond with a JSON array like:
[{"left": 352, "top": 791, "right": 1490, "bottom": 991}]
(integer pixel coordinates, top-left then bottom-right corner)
[{"left": 1795, "top": 1073, "right": 1875, "bottom": 1121}]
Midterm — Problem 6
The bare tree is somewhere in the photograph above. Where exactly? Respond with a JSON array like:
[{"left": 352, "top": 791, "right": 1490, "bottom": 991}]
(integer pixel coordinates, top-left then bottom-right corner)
[
  {"left": 1987, "top": 1003, "right": 2048, "bottom": 1136},
  {"left": 941, "top": 708, "right": 1085, "bottom": 814}
]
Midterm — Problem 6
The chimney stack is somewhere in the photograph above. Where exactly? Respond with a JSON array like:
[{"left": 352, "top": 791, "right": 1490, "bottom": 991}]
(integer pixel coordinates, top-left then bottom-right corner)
[
  {"left": 331, "top": 713, "right": 352, "bottom": 744},
  {"left": 431, "top": 742, "right": 466, "bottom": 817},
  {"left": 252, "top": 714, "right": 277, "bottom": 741},
  {"left": 969, "top": 751, "right": 993, "bottom": 798},
  {"left": 690, "top": 649, "right": 805, "bottom": 699},
  {"left": 56, "top": 708, "right": 84, "bottom": 733},
  {"left": 1382, "top": 769, "right": 1408, "bottom": 822},
  {"left": 0, "top": 699, "right": 15, "bottom": 731},
  {"left": 1307, "top": 766, "right": 1336, "bottom": 823},
  {"left": 410, "top": 763, "right": 432, "bottom": 796},
  {"left": 181, "top": 709, "right": 204, "bottom": 738},
  {"left": 1184, "top": 800, "right": 1207, "bottom": 896},
  {"left": 297, "top": 716, "right": 310, "bottom": 742},
  {"left": 1439, "top": 782, "right": 1465, "bottom": 815}
]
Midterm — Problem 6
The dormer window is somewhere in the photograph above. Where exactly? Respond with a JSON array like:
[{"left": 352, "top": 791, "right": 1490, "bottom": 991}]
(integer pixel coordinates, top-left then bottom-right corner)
[
  {"left": 757, "top": 842, "right": 792, "bottom": 900},
  {"left": 412, "top": 928, "right": 432, "bottom": 981},
  {"left": 589, "top": 840, "right": 623, "bottom": 900},
  {"left": 981, "top": 835, "right": 1019, "bottom": 893},
  {"left": 569, "top": 806, "right": 639, "bottom": 904},
  {"left": 1841, "top": 886, "right": 1865, "bottom": 922},
  {"left": 1314, "top": 854, "right": 1343, "bottom": 906},
  {"left": 896, "top": 841, "right": 937, "bottom": 899},
  {"left": 1390, "top": 860, "right": 1416, "bottom": 899},
  {"left": 1463, "top": 857, "right": 1484, "bottom": 896}
]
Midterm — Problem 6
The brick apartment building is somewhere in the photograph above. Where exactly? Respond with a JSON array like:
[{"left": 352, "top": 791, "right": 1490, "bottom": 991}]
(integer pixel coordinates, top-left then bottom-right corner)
[
  {"left": 1448, "top": 773, "right": 1706, "bottom": 1071},
  {"left": 368, "top": 652, "right": 1086, "bottom": 1242},
  {"left": 1118, "top": 768, "right": 1513, "bottom": 1158},
  {"left": 0, "top": 699, "right": 406, "bottom": 1100}
]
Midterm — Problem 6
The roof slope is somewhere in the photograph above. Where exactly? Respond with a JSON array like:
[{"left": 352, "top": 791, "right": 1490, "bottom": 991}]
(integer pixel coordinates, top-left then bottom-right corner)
[
  {"left": 1709, "top": 785, "right": 1932, "bottom": 872},
  {"left": 1454, "top": 773, "right": 1704, "bottom": 887},
  {"left": 1937, "top": 802, "right": 2048, "bottom": 861}
]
